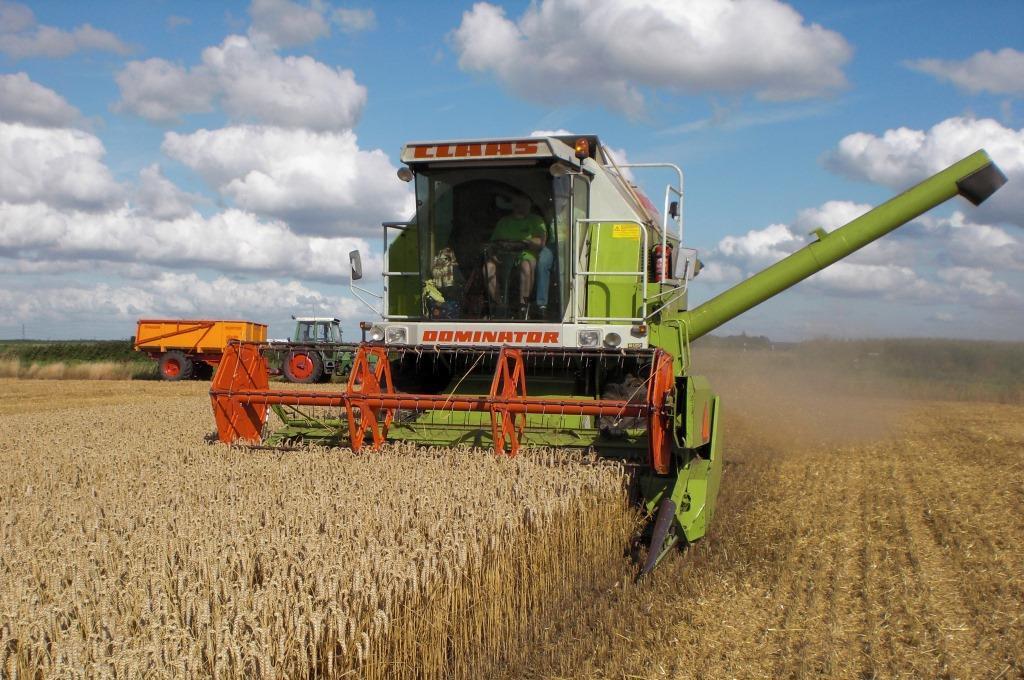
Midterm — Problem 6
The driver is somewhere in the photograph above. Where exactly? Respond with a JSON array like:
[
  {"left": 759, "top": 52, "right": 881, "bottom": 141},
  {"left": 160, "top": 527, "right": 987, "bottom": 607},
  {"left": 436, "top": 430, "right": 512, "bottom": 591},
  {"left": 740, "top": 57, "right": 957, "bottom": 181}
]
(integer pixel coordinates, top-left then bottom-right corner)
[{"left": 484, "top": 195, "right": 546, "bottom": 317}]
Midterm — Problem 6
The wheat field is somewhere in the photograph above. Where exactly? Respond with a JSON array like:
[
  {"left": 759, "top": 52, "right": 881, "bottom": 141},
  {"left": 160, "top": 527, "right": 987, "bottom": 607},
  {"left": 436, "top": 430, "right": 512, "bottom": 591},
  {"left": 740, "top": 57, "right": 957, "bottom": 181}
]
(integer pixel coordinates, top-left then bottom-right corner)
[
  {"left": 0, "top": 380, "right": 635, "bottom": 678},
  {"left": 515, "top": 359, "right": 1024, "bottom": 678},
  {"left": 1, "top": 355, "right": 1022, "bottom": 678}
]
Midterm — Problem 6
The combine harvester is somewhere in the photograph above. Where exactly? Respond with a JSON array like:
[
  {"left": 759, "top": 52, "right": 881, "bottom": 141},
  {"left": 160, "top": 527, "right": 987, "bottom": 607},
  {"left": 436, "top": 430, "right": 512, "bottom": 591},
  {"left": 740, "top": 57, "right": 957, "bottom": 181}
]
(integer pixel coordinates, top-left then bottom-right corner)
[{"left": 210, "top": 135, "right": 1005, "bottom": 574}]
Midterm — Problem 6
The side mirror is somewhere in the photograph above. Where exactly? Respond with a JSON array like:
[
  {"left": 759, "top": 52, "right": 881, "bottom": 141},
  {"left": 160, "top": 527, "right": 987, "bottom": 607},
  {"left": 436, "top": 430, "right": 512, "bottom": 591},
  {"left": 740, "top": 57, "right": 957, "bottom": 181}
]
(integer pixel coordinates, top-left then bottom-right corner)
[
  {"left": 668, "top": 201, "right": 679, "bottom": 219},
  {"left": 673, "top": 247, "right": 700, "bottom": 280},
  {"left": 349, "top": 250, "right": 363, "bottom": 281}
]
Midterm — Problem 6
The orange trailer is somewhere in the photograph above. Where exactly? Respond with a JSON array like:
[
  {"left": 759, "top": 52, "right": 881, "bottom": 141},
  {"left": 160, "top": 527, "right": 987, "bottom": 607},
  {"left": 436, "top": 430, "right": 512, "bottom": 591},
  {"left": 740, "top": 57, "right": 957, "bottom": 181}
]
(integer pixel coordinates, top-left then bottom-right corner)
[{"left": 134, "top": 319, "right": 268, "bottom": 381}]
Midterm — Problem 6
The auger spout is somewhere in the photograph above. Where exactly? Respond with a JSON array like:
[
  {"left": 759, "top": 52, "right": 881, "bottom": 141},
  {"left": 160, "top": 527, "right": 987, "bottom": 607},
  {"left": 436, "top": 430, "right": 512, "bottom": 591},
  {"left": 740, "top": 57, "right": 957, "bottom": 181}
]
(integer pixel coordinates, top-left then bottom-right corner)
[{"left": 681, "top": 150, "right": 1007, "bottom": 341}]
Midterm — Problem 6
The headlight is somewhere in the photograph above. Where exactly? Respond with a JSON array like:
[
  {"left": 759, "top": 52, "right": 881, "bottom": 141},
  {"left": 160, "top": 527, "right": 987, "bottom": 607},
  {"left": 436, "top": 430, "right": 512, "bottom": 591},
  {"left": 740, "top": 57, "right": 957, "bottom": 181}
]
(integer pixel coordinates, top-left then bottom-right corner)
[
  {"left": 368, "top": 325, "right": 385, "bottom": 342},
  {"left": 577, "top": 329, "right": 601, "bottom": 347},
  {"left": 603, "top": 332, "right": 621, "bottom": 348},
  {"left": 385, "top": 326, "right": 407, "bottom": 344}
]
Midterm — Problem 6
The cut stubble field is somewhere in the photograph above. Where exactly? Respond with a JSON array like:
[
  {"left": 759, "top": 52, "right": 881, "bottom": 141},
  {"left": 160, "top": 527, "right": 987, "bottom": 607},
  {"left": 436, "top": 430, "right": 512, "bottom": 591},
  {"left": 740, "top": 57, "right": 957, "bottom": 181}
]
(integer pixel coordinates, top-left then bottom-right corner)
[{"left": 1, "top": 351, "right": 1021, "bottom": 678}]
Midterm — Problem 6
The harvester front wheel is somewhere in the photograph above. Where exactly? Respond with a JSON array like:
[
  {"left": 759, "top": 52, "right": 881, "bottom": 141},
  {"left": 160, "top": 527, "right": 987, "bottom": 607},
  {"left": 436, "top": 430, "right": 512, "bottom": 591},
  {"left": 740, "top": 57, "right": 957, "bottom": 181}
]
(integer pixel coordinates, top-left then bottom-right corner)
[
  {"left": 159, "top": 351, "right": 194, "bottom": 381},
  {"left": 283, "top": 351, "right": 323, "bottom": 383}
]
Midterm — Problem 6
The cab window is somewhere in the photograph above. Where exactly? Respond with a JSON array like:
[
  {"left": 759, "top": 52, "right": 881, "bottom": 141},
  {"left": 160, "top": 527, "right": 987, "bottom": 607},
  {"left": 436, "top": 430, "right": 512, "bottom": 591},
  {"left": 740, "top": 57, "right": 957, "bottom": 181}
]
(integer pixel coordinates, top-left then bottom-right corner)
[{"left": 413, "top": 165, "right": 569, "bottom": 321}]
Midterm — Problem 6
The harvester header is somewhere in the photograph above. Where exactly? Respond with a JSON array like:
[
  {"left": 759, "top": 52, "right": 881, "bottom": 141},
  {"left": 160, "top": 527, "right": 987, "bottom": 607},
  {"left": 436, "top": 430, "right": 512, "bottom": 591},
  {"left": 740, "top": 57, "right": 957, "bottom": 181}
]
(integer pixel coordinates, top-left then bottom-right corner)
[{"left": 211, "top": 134, "right": 1006, "bottom": 575}]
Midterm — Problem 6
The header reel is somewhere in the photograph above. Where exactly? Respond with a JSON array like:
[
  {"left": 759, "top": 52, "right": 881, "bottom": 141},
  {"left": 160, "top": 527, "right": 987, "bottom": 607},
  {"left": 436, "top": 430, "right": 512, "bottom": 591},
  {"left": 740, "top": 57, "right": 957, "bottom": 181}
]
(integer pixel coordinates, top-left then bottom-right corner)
[{"left": 210, "top": 341, "right": 679, "bottom": 468}]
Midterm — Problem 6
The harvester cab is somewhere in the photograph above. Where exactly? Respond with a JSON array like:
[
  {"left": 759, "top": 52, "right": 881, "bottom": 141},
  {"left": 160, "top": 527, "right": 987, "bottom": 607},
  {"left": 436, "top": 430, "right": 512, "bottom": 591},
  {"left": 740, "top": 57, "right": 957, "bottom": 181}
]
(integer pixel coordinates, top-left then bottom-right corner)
[
  {"left": 358, "top": 135, "right": 691, "bottom": 341},
  {"left": 211, "top": 135, "right": 1006, "bottom": 575}
]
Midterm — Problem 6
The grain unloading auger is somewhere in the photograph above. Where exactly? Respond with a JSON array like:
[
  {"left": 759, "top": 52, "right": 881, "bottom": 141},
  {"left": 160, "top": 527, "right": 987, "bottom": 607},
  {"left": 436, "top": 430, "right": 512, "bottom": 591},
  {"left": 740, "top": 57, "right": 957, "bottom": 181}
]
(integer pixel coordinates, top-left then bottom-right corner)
[{"left": 210, "top": 136, "right": 1006, "bottom": 575}]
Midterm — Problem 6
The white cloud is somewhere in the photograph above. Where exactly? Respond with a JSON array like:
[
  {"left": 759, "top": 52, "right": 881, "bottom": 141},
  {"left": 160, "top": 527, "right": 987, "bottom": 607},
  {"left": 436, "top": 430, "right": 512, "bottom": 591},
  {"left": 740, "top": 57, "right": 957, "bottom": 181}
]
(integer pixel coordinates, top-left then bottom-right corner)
[
  {"left": 0, "top": 72, "right": 81, "bottom": 128},
  {"left": 114, "top": 58, "right": 218, "bottom": 123},
  {"left": 939, "top": 211, "right": 1024, "bottom": 272},
  {"left": 249, "top": 0, "right": 329, "bottom": 48},
  {"left": 333, "top": 7, "right": 376, "bottom": 33},
  {"left": 206, "top": 36, "right": 366, "bottom": 131},
  {"left": 698, "top": 195, "right": 1024, "bottom": 308},
  {"left": 809, "top": 261, "right": 936, "bottom": 299},
  {"left": 0, "top": 1, "right": 130, "bottom": 59},
  {"left": 907, "top": 48, "right": 1024, "bottom": 95},
  {"left": 718, "top": 222, "right": 803, "bottom": 266},
  {"left": 697, "top": 261, "right": 742, "bottom": 284},
  {"left": 162, "top": 125, "right": 413, "bottom": 235},
  {"left": 0, "top": 201, "right": 379, "bottom": 284},
  {"left": 0, "top": 258, "right": 161, "bottom": 278},
  {"left": 702, "top": 219, "right": 937, "bottom": 300},
  {"left": 792, "top": 200, "right": 914, "bottom": 266},
  {"left": 700, "top": 201, "right": 933, "bottom": 300},
  {"left": 699, "top": 215, "right": 938, "bottom": 298},
  {"left": 0, "top": 272, "right": 363, "bottom": 326},
  {"left": 794, "top": 200, "right": 870, "bottom": 232},
  {"left": 133, "top": 165, "right": 202, "bottom": 220},
  {"left": 451, "top": 0, "right": 851, "bottom": 117},
  {"left": 0, "top": 0, "right": 33, "bottom": 33},
  {"left": 116, "top": 35, "right": 366, "bottom": 131},
  {"left": 0, "top": 122, "right": 122, "bottom": 210},
  {"left": 827, "top": 116, "right": 1024, "bottom": 228},
  {"left": 530, "top": 129, "right": 573, "bottom": 137},
  {"left": 938, "top": 266, "right": 1021, "bottom": 306}
]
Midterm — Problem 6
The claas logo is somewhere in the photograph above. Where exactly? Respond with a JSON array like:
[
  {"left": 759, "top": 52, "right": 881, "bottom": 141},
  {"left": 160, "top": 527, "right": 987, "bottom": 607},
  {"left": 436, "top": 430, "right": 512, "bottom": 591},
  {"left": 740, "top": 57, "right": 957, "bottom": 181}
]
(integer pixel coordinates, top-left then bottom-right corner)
[{"left": 412, "top": 141, "right": 540, "bottom": 159}]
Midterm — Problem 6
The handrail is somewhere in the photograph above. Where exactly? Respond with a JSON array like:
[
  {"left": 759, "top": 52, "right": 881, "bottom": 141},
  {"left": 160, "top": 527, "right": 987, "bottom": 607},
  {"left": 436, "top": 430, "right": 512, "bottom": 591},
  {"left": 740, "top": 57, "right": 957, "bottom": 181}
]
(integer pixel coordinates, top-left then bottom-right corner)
[
  {"left": 613, "top": 162, "right": 684, "bottom": 244},
  {"left": 615, "top": 163, "right": 684, "bottom": 297}
]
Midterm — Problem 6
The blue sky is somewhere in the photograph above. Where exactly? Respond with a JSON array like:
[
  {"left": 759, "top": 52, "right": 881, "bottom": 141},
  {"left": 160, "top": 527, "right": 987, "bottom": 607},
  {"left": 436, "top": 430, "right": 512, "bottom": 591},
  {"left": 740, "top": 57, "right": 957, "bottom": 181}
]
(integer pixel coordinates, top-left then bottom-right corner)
[{"left": 1, "top": 0, "right": 1021, "bottom": 341}]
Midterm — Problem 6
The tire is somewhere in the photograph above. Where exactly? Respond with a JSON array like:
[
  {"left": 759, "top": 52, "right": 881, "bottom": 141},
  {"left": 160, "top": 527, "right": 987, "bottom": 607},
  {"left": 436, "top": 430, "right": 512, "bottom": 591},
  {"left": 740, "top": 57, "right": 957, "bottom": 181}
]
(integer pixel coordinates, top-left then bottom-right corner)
[
  {"left": 193, "top": 361, "right": 214, "bottom": 380},
  {"left": 159, "top": 351, "right": 194, "bottom": 381},
  {"left": 283, "top": 351, "right": 323, "bottom": 384}
]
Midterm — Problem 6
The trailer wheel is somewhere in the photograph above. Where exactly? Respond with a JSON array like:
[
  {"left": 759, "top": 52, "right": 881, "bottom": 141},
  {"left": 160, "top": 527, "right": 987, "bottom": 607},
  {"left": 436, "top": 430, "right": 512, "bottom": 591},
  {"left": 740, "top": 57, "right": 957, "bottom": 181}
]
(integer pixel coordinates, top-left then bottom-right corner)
[
  {"left": 283, "top": 351, "right": 323, "bottom": 383},
  {"left": 193, "top": 361, "right": 214, "bottom": 380},
  {"left": 159, "top": 351, "right": 194, "bottom": 381}
]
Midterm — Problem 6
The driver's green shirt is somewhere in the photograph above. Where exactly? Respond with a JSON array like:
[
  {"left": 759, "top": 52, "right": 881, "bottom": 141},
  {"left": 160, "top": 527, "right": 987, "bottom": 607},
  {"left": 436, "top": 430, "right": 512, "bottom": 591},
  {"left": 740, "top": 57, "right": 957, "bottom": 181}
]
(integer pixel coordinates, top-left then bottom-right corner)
[{"left": 491, "top": 214, "right": 546, "bottom": 262}]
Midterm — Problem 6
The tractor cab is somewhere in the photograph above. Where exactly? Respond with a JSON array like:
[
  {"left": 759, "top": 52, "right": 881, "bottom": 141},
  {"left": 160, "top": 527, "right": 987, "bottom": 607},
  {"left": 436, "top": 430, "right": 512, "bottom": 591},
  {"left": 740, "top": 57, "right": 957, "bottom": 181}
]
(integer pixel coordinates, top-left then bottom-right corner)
[{"left": 291, "top": 317, "right": 343, "bottom": 344}]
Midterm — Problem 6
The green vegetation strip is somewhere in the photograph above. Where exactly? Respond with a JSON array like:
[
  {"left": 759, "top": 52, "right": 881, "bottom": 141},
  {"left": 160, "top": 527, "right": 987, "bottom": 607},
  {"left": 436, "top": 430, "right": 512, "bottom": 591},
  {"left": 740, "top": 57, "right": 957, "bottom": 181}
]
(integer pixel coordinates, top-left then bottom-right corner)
[{"left": 0, "top": 340, "right": 157, "bottom": 380}]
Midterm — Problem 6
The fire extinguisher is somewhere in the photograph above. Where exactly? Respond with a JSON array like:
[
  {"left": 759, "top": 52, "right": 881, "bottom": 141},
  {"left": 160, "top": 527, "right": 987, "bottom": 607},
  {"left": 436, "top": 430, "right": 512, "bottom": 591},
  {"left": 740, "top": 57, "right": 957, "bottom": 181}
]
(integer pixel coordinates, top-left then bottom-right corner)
[{"left": 651, "top": 243, "right": 672, "bottom": 282}]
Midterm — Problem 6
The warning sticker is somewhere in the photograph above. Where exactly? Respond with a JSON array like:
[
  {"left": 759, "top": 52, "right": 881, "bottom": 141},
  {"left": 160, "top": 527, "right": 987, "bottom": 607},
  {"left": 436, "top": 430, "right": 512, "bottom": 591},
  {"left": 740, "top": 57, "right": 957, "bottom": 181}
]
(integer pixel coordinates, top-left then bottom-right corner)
[{"left": 611, "top": 223, "right": 641, "bottom": 239}]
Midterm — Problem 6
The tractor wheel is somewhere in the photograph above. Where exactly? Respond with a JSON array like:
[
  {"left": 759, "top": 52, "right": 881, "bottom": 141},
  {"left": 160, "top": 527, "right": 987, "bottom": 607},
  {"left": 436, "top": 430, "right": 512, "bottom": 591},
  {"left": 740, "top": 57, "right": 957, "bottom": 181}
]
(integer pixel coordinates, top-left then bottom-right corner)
[
  {"left": 283, "top": 351, "right": 323, "bottom": 384},
  {"left": 159, "top": 351, "right": 194, "bottom": 381}
]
